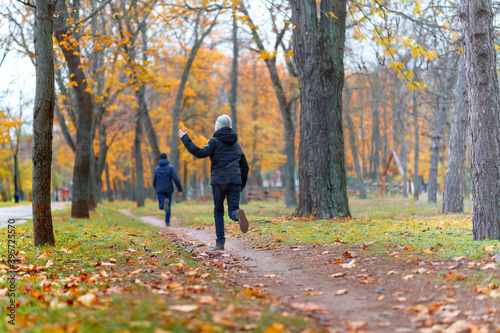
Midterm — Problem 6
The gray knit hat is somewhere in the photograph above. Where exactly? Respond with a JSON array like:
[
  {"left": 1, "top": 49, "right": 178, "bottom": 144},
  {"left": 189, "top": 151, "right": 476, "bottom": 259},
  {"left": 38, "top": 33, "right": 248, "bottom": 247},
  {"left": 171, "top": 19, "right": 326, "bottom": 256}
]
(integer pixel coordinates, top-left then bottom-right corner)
[{"left": 215, "top": 114, "right": 232, "bottom": 131}]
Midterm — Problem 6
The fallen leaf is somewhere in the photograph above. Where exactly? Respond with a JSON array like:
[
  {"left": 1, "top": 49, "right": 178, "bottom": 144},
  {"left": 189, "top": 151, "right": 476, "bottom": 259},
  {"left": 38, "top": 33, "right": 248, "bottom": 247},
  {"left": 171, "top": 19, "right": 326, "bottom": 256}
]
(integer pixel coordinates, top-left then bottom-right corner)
[
  {"left": 329, "top": 272, "right": 346, "bottom": 278},
  {"left": 290, "top": 302, "right": 328, "bottom": 312},
  {"left": 396, "top": 297, "right": 407, "bottom": 302},
  {"left": 263, "top": 322, "right": 284, "bottom": 333},
  {"left": 169, "top": 304, "right": 198, "bottom": 312},
  {"left": 306, "top": 291, "right": 324, "bottom": 296},
  {"left": 340, "top": 259, "right": 356, "bottom": 268},
  {"left": 212, "top": 313, "right": 236, "bottom": 328},
  {"left": 481, "top": 263, "right": 497, "bottom": 270},
  {"left": 343, "top": 321, "right": 367, "bottom": 331},
  {"left": 198, "top": 296, "right": 215, "bottom": 305},
  {"left": 422, "top": 248, "right": 434, "bottom": 254},
  {"left": 77, "top": 293, "right": 97, "bottom": 307},
  {"left": 335, "top": 289, "right": 348, "bottom": 296},
  {"left": 264, "top": 274, "right": 279, "bottom": 278},
  {"left": 376, "top": 295, "right": 385, "bottom": 301},
  {"left": 387, "top": 270, "right": 398, "bottom": 275},
  {"left": 45, "top": 260, "right": 53, "bottom": 268},
  {"left": 403, "top": 274, "right": 414, "bottom": 280}
]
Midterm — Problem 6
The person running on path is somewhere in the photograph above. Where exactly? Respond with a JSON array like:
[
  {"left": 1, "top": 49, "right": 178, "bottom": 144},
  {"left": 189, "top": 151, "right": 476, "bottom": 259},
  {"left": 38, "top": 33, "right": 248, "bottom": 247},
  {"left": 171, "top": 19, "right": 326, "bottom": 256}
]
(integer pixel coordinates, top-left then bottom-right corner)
[
  {"left": 153, "top": 152, "right": 182, "bottom": 227},
  {"left": 178, "top": 114, "right": 249, "bottom": 251}
]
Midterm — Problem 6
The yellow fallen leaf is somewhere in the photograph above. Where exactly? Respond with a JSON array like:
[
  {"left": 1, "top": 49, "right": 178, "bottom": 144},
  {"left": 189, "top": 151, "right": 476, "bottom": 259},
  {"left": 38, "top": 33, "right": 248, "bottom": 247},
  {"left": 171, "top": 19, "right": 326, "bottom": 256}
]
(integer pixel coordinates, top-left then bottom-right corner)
[
  {"left": 263, "top": 322, "right": 284, "bottom": 333},
  {"left": 396, "top": 297, "right": 407, "bottom": 302},
  {"left": 198, "top": 296, "right": 215, "bottom": 305},
  {"left": 376, "top": 295, "right": 385, "bottom": 301},
  {"left": 45, "top": 260, "right": 53, "bottom": 268},
  {"left": 403, "top": 274, "right": 414, "bottom": 280},
  {"left": 212, "top": 313, "right": 236, "bottom": 328},
  {"left": 290, "top": 302, "right": 328, "bottom": 312},
  {"left": 329, "top": 272, "right": 346, "bottom": 278},
  {"left": 422, "top": 248, "right": 434, "bottom": 254},
  {"left": 264, "top": 274, "right": 279, "bottom": 278}
]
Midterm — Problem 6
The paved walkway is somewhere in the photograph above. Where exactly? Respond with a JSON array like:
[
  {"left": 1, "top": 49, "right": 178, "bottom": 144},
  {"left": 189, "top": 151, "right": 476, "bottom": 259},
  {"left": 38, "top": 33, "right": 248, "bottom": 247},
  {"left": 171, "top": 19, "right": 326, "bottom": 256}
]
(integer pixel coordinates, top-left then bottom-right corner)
[{"left": 0, "top": 202, "right": 69, "bottom": 227}]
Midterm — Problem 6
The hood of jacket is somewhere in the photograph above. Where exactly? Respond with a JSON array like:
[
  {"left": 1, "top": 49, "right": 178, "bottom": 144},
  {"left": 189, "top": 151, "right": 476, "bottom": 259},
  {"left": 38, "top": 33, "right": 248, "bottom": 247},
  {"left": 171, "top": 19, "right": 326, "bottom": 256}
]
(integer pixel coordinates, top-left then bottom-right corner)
[
  {"left": 214, "top": 127, "right": 238, "bottom": 145},
  {"left": 158, "top": 158, "right": 169, "bottom": 167}
]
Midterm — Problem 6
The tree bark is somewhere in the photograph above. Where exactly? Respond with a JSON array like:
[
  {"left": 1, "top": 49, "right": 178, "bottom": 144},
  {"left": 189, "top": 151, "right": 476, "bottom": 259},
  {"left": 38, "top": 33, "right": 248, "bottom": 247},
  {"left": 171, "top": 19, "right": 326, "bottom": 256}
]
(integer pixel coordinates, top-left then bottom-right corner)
[
  {"left": 32, "top": 0, "right": 57, "bottom": 246},
  {"left": 412, "top": 92, "right": 420, "bottom": 200},
  {"left": 443, "top": 55, "right": 469, "bottom": 214},
  {"left": 428, "top": 63, "right": 453, "bottom": 203},
  {"left": 229, "top": 6, "right": 247, "bottom": 204},
  {"left": 290, "top": 0, "right": 351, "bottom": 219},
  {"left": 345, "top": 88, "right": 367, "bottom": 199},
  {"left": 105, "top": 163, "right": 113, "bottom": 202},
  {"left": 459, "top": 0, "right": 500, "bottom": 239},
  {"left": 369, "top": 78, "right": 382, "bottom": 180},
  {"left": 54, "top": 0, "right": 93, "bottom": 218},
  {"left": 134, "top": 110, "right": 145, "bottom": 207}
]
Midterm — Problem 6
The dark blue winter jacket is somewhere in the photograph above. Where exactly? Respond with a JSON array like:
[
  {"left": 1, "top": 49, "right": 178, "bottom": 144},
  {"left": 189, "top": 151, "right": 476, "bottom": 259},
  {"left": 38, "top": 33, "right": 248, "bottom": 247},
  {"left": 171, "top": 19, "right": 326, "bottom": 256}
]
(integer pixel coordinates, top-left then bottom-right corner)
[
  {"left": 181, "top": 127, "right": 249, "bottom": 189},
  {"left": 153, "top": 158, "right": 183, "bottom": 194}
]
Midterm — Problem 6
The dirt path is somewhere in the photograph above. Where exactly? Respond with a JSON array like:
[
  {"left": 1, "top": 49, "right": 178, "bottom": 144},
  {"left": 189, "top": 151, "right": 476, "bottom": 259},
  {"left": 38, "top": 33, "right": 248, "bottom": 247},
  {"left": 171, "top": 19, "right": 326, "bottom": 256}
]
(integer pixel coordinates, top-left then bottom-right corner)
[{"left": 122, "top": 211, "right": 499, "bottom": 332}]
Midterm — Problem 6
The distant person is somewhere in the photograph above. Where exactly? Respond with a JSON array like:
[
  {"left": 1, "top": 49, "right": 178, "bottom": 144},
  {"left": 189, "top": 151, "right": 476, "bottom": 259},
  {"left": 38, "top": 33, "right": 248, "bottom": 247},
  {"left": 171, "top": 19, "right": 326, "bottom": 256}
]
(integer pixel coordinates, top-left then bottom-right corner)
[
  {"left": 178, "top": 114, "right": 249, "bottom": 251},
  {"left": 153, "top": 152, "right": 182, "bottom": 227}
]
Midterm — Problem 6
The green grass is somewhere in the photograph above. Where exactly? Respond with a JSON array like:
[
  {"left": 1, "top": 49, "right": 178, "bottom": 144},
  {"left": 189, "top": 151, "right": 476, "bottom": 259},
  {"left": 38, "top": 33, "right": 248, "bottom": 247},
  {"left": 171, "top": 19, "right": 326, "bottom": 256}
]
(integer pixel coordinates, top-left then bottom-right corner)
[
  {"left": 0, "top": 206, "right": 321, "bottom": 332},
  {"left": 104, "top": 199, "right": 295, "bottom": 228},
  {"left": 0, "top": 200, "right": 31, "bottom": 208}
]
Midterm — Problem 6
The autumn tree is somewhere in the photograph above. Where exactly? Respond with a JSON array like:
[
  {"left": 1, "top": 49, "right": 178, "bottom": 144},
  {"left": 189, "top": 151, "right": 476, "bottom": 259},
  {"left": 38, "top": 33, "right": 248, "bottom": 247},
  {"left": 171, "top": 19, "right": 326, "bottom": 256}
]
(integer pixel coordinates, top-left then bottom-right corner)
[
  {"left": 459, "top": 0, "right": 500, "bottom": 239},
  {"left": 290, "top": 0, "right": 350, "bottom": 219},
  {"left": 32, "top": 0, "right": 58, "bottom": 246}
]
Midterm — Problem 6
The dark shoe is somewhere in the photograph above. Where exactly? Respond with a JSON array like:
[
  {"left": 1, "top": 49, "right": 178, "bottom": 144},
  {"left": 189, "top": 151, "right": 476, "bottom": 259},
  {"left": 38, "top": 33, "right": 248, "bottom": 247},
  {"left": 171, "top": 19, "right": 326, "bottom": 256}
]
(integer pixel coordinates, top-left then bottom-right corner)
[
  {"left": 212, "top": 242, "right": 224, "bottom": 251},
  {"left": 237, "top": 209, "right": 249, "bottom": 233},
  {"left": 163, "top": 198, "right": 170, "bottom": 212},
  {"left": 166, "top": 222, "right": 171, "bottom": 227}
]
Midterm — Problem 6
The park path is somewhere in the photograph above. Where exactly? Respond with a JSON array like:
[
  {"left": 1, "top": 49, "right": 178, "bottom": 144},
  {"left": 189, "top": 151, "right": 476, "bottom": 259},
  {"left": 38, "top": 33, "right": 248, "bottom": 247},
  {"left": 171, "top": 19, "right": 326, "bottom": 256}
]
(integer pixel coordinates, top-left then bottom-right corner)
[
  {"left": 0, "top": 202, "right": 69, "bottom": 228},
  {"left": 121, "top": 211, "right": 424, "bottom": 332}
]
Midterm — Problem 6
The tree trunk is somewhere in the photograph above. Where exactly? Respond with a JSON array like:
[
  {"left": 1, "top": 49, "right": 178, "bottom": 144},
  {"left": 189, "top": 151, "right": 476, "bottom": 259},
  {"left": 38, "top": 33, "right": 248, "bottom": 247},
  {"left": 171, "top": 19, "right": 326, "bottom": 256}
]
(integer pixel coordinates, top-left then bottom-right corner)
[
  {"left": 443, "top": 55, "right": 469, "bottom": 214},
  {"left": 412, "top": 92, "right": 420, "bottom": 200},
  {"left": 428, "top": 65, "right": 453, "bottom": 203},
  {"left": 291, "top": 0, "right": 351, "bottom": 219},
  {"left": 32, "top": 0, "right": 57, "bottom": 246},
  {"left": 105, "top": 163, "right": 113, "bottom": 202},
  {"left": 370, "top": 80, "right": 381, "bottom": 180},
  {"left": 459, "top": 0, "right": 500, "bottom": 239},
  {"left": 54, "top": 0, "right": 93, "bottom": 218},
  {"left": 345, "top": 88, "right": 367, "bottom": 199},
  {"left": 240, "top": 3, "right": 297, "bottom": 208},
  {"left": 135, "top": 111, "right": 145, "bottom": 207}
]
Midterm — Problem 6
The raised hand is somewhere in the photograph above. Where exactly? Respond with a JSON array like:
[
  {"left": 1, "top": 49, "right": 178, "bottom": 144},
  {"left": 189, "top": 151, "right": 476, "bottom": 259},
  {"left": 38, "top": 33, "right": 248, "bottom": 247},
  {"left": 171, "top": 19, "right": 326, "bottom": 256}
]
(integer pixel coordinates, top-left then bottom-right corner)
[{"left": 178, "top": 128, "right": 187, "bottom": 138}]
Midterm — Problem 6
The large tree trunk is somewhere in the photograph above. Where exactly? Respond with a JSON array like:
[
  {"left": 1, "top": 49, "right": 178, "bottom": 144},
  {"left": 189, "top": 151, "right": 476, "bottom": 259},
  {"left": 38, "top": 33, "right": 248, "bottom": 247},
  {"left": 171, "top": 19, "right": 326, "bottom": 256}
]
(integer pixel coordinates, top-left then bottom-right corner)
[
  {"left": 291, "top": 0, "right": 351, "bottom": 219},
  {"left": 428, "top": 66, "right": 453, "bottom": 203},
  {"left": 412, "top": 92, "right": 420, "bottom": 200},
  {"left": 443, "top": 55, "right": 469, "bottom": 214},
  {"left": 54, "top": 0, "right": 93, "bottom": 218},
  {"left": 459, "top": 0, "right": 500, "bottom": 239},
  {"left": 32, "top": 0, "right": 57, "bottom": 246},
  {"left": 345, "top": 88, "right": 367, "bottom": 199}
]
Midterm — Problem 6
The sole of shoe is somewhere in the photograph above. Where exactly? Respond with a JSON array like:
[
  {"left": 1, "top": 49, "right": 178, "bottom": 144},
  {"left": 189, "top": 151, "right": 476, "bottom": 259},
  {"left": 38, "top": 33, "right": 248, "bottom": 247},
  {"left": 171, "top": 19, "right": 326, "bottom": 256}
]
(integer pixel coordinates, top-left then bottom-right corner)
[
  {"left": 237, "top": 209, "right": 249, "bottom": 233},
  {"left": 164, "top": 198, "right": 170, "bottom": 212}
]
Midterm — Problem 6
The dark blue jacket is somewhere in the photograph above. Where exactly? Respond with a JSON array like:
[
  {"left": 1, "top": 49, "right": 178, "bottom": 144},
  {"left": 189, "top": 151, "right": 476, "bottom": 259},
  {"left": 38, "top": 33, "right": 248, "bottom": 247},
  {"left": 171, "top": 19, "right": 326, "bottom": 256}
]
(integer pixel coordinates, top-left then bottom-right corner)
[
  {"left": 181, "top": 127, "right": 249, "bottom": 189},
  {"left": 153, "top": 158, "right": 182, "bottom": 194}
]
